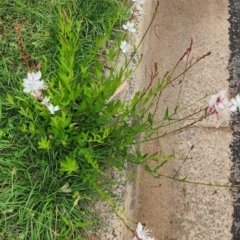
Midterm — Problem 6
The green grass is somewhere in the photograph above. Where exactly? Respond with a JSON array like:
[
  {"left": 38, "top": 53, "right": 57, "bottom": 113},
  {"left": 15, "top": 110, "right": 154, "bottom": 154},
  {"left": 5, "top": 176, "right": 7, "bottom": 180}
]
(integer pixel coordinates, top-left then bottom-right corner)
[
  {"left": 0, "top": 0, "right": 131, "bottom": 239},
  {"left": 0, "top": 0, "right": 129, "bottom": 87},
  {"left": 0, "top": 1, "right": 209, "bottom": 239}
]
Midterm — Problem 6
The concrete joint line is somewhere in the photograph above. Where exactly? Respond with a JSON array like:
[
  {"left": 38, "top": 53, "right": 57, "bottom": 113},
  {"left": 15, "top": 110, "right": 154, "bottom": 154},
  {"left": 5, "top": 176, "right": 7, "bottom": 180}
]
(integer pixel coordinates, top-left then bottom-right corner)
[{"left": 228, "top": 0, "right": 240, "bottom": 239}]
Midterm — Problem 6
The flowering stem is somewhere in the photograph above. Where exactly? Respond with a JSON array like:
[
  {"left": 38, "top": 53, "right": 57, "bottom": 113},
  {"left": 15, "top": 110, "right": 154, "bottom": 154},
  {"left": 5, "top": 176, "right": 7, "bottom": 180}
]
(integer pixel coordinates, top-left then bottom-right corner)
[
  {"left": 134, "top": 115, "right": 204, "bottom": 144},
  {"left": 114, "top": 211, "right": 135, "bottom": 235},
  {"left": 15, "top": 25, "right": 31, "bottom": 72},
  {"left": 172, "top": 145, "right": 194, "bottom": 178},
  {"left": 134, "top": 1, "right": 160, "bottom": 58},
  {"left": 176, "top": 39, "right": 193, "bottom": 105},
  {"left": 160, "top": 174, "right": 240, "bottom": 189},
  {"left": 119, "top": 1, "right": 160, "bottom": 82},
  {"left": 167, "top": 51, "right": 211, "bottom": 87},
  {"left": 151, "top": 107, "right": 207, "bottom": 130}
]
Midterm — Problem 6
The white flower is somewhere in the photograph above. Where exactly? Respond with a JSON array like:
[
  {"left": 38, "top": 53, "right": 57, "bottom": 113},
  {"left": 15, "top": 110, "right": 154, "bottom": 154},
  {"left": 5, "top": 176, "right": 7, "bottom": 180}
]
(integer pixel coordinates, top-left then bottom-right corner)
[
  {"left": 132, "top": 237, "right": 138, "bottom": 240},
  {"left": 41, "top": 97, "right": 50, "bottom": 106},
  {"left": 208, "top": 90, "right": 227, "bottom": 108},
  {"left": 26, "top": 71, "right": 42, "bottom": 82},
  {"left": 47, "top": 104, "right": 60, "bottom": 114},
  {"left": 135, "top": 4, "right": 144, "bottom": 15},
  {"left": 132, "top": 0, "right": 145, "bottom": 4},
  {"left": 123, "top": 21, "right": 137, "bottom": 33},
  {"left": 136, "top": 222, "right": 151, "bottom": 240},
  {"left": 23, "top": 79, "right": 45, "bottom": 92},
  {"left": 229, "top": 93, "right": 240, "bottom": 112},
  {"left": 131, "top": 4, "right": 145, "bottom": 16},
  {"left": 215, "top": 97, "right": 234, "bottom": 118},
  {"left": 207, "top": 90, "right": 232, "bottom": 117},
  {"left": 120, "top": 40, "right": 128, "bottom": 53},
  {"left": 23, "top": 71, "right": 46, "bottom": 98},
  {"left": 147, "top": 238, "right": 155, "bottom": 240}
]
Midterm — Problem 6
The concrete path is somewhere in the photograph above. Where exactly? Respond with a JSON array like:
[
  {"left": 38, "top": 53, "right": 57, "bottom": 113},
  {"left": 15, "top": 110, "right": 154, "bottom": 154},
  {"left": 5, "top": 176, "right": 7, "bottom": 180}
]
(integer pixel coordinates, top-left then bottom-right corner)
[{"left": 132, "top": 0, "right": 239, "bottom": 239}]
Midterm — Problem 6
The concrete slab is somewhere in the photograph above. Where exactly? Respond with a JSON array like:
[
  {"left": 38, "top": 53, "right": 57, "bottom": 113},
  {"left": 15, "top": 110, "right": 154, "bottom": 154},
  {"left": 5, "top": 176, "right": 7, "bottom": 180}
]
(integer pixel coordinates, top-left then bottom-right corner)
[{"left": 134, "top": 0, "right": 235, "bottom": 239}]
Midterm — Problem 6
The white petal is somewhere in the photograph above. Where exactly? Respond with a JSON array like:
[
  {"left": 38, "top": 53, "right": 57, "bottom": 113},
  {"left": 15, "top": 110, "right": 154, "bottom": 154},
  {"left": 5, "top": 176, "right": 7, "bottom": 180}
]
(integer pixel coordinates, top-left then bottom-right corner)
[
  {"left": 41, "top": 97, "right": 50, "bottom": 105},
  {"left": 129, "top": 22, "right": 134, "bottom": 28},
  {"left": 136, "top": 4, "right": 143, "bottom": 11},
  {"left": 27, "top": 72, "right": 34, "bottom": 80},
  {"left": 222, "top": 98, "right": 229, "bottom": 106},
  {"left": 236, "top": 93, "right": 240, "bottom": 104},
  {"left": 23, "top": 81, "right": 32, "bottom": 88},
  {"left": 47, "top": 104, "right": 60, "bottom": 114},
  {"left": 229, "top": 105, "right": 237, "bottom": 112},
  {"left": 121, "top": 40, "right": 127, "bottom": 48},
  {"left": 230, "top": 98, "right": 237, "bottom": 106},
  {"left": 208, "top": 94, "right": 218, "bottom": 107},
  {"left": 130, "top": 27, "right": 137, "bottom": 33},
  {"left": 31, "top": 90, "right": 42, "bottom": 98},
  {"left": 126, "top": 21, "right": 132, "bottom": 28},
  {"left": 54, "top": 106, "right": 60, "bottom": 111},
  {"left": 218, "top": 90, "right": 227, "bottom": 99},
  {"left": 47, "top": 104, "right": 54, "bottom": 114},
  {"left": 36, "top": 80, "right": 46, "bottom": 89},
  {"left": 26, "top": 71, "right": 42, "bottom": 81},
  {"left": 217, "top": 102, "right": 225, "bottom": 109},
  {"left": 123, "top": 24, "right": 128, "bottom": 30},
  {"left": 137, "top": 222, "right": 143, "bottom": 232},
  {"left": 33, "top": 71, "right": 42, "bottom": 80},
  {"left": 23, "top": 87, "right": 31, "bottom": 93},
  {"left": 136, "top": 222, "right": 151, "bottom": 239},
  {"left": 23, "top": 77, "right": 31, "bottom": 83}
]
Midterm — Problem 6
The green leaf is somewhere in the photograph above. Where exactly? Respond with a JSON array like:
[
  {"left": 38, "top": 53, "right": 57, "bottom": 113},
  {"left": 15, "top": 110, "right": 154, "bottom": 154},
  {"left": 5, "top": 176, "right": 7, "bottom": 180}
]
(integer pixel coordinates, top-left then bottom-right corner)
[
  {"left": 0, "top": 98, "right": 2, "bottom": 122},
  {"left": 174, "top": 105, "right": 180, "bottom": 114},
  {"left": 181, "top": 176, "right": 188, "bottom": 181},
  {"left": 144, "top": 164, "right": 151, "bottom": 173},
  {"left": 164, "top": 107, "right": 169, "bottom": 120},
  {"left": 78, "top": 148, "right": 99, "bottom": 170},
  {"left": 154, "top": 160, "right": 168, "bottom": 172},
  {"left": 19, "top": 107, "right": 33, "bottom": 121},
  {"left": 6, "top": 93, "right": 15, "bottom": 105},
  {"left": 38, "top": 137, "right": 51, "bottom": 150},
  {"left": 60, "top": 156, "right": 79, "bottom": 174},
  {"left": 147, "top": 113, "right": 153, "bottom": 125},
  {"left": 74, "top": 221, "right": 93, "bottom": 227}
]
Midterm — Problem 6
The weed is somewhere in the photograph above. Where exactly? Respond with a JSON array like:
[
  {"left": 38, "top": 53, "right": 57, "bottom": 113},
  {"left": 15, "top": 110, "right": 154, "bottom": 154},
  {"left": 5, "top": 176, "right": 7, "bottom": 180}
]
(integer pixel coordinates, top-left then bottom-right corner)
[{"left": 0, "top": 0, "right": 219, "bottom": 239}]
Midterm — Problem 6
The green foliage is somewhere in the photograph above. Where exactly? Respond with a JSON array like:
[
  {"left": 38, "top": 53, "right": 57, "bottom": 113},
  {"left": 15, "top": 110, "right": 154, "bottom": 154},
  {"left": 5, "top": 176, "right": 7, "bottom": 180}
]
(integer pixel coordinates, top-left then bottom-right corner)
[
  {"left": 0, "top": 0, "right": 210, "bottom": 239},
  {"left": 60, "top": 156, "right": 79, "bottom": 174}
]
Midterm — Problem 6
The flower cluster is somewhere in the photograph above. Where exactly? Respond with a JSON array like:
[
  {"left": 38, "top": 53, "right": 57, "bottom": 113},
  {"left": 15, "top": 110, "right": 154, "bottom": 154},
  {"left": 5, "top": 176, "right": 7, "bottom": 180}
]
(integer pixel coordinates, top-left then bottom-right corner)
[
  {"left": 133, "top": 222, "right": 155, "bottom": 240},
  {"left": 120, "top": 0, "right": 146, "bottom": 54},
  {"left": 23, "top": 71, "right": 46, "bottom": 98},
  {"left": 132, "top": 0, "right": 145, "bottom": 17},
  {"left": 23, "top": 70, "right": 60, "bottom": 114},
  {"left": 123, "top": 21, "right": 137, "bottom": 34},
  {"left": 207, "top": 90, "right": 240, "bottom": 118}
]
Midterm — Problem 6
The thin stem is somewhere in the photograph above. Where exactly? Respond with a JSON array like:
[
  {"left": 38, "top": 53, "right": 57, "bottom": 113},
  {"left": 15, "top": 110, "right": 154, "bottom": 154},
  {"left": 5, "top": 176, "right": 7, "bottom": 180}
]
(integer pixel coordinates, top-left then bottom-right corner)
[
  {"left": 161, "top": 174, "right": 240, "bottom": 189},
  {"left": 167, "top": 52, "right": 211, "bottom": 87},
  {"left": 122, "top": 1, "right": 160, "bottom": 74},
  {"left": 176, "top": 39, "right": 193, "bottom": 105},
  {"left": 172, "top": 145, "right": 194, "bottom": 178},
  {"left": 15, "top": 25, "right": 31, "bottom": 72},
  {"left": 134, "top": 116, "right": 204, "bottom": 144},
  {"left": 151, "top": 107, "right": 207, "bottom": 131}
]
